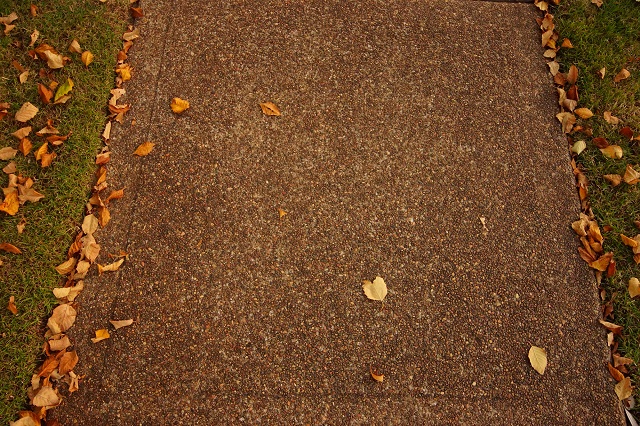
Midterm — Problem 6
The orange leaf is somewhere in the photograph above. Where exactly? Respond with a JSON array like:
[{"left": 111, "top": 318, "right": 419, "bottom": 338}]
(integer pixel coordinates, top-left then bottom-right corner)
[
  {"left": 613, "top": 68, "right": 630, "bottom": 83},
  {"left": 0, "top": 190, "right": 19, "bottom": 216},
  {"left": 0, "top": 242, "right": 22, "bottom": 254},
  {"left": 134, "top": 141, "right": 155, "bottom": 156},
  {"left": 58, "top": 350, "right": 78, "bottom": 374},
  {"left": 370, "top": 365, "right": 384, "bottom": 382},
  {"left": 170, "top": 97, "right": 190, "bottom": 114},
  {"left": 260, "top": 101, "right": 281, "bottom": 116},
  {"left": 589, "top": 252, "right": 613, "bottom": 271},
  {"left": 105, "top": 188, "right": 124, "bottom": 203},
  {"left": 599, "top": 319, "right": 623, "bottom": 335},
  {"left": 7, "top": 295, "right": 17, "bottom": 315},
  {"left": 607, "top": 363, "right": 624, "bottom": 382},
  {"left": 566, "top": 65, "right": 578, "bottom": 85},
  {"left": 38, "top": 83, "right": 53, "bottom": 104}
]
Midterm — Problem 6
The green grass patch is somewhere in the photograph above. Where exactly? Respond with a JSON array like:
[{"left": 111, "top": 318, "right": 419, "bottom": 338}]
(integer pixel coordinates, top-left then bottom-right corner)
[
  {"left": 0, "top": 1, "right": 127, "bottom": 421},
  {"left": 555, "top": 0, "right": 640, "bottom": 406}
]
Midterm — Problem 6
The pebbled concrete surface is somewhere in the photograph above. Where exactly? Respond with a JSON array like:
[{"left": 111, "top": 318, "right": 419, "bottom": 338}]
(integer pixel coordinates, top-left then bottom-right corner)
[{"left": 52, "top": 0, "right": 622, "bottom": 424}]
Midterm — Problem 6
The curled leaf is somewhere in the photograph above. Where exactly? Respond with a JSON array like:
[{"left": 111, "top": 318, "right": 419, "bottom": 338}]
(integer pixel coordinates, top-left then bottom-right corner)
[
  {"left": 628, "top": 277, "right": 640, "bottom": 298},
  {"left": 81, "top": 50, "right": 94, "bottom": 67},
  {"left": 110, "top": 319, "right": 134, "bottom": 329},
  {"left": 0, "top": 242, "right": 21, "bottom": 254},
  {"left": 574, "top": 108, "right": 593, "bottom": 119},
  {"left": 370, "top": 366, "right": 384, "bottom": 382},
  {"left": 54, "top": 78, "right": 73, "bottom": 102},
  {"left": 91, "top": 329, "right": 110, "bottom": 343},
  {"left": 600, "top": 145, "right": 623, "bottom": 159},
  {"left": 603, "top": 174, "right": 622, "bottom": 186},
  {"left": 614, "top": 69, "right": 630, "bottom": 83},
  {"left": 623, "top": 165, "right": 640, "bottom": 185},
  {"left": 571, "top": 140, "right": 586, "bottom": 155},
  {"left": 7, "top": 295, "right": 17, "bottom": 315},
  {"left": 98, "top": 258, "right": 125, "bottom": 275}
]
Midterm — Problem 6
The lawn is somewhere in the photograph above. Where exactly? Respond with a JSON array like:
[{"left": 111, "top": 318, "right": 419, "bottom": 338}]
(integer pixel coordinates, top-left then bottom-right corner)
[{"left": 0, "top": 0, "right": 127, "bottom": 421}]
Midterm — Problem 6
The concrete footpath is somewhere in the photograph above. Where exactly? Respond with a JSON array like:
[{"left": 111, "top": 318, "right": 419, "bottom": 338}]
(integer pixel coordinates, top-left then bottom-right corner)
[{"left": 53, "top": 0, "right": 622, "bottom": 424}]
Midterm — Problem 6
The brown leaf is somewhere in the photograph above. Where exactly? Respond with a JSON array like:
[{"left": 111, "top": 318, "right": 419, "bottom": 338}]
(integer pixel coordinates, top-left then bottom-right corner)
[
  {"left": 15, "top": 102, "right": 38, "bottom": 122},
  {"left": 7, "top": 295, "right": 17, "bottom": 315},
  {"left": 574, "top": 108, "right": 593, "bottom": 119},
  {"left": 571, "top": 214, "right": 589, "bottom": 236},
  {"left": 567, "top": 85, "right": 579, "bottom": 101},
  {"left": 29, "top": 29, "right": 39, "bottom": 47},
  {"left": 621, "top": 234, "right": 638, "bottom": 248},
  {"left": 68, "top": 39, "right": 81, "bottom": 53},
  {"left": 47, "top": 132, "right": 71, "bottom": 145},
  {"left": 30, "top": 4, "right": 37, "bottom": 16},
  {"left": 170, "top": 97, "right": 190, "bottom": 114},
  {"left": 600, "top": 145, "right": 623, "bottom": 159},
  {"left": 115, "top": 64, "right": 132, "bottom": 81},
  {"left": 362, "top": 276, "right": 387, "bottom": 301},
  {"left": 2, "top": 162, "right": 16, "bottom": 174},
  {"left": 98, "top": 206, "right": 110, "bottom": 227},
  {"left": 18, "top": 186, "right": 44, "bottom": 203},
  {"left": 12, "top": 126, "right": 31, "bottom": 140},
  {"left": 599, "top": 319, "right": 623, "bottom": 335},
  {"left": 603, "top": 174, "right": 622, "bottom": 186},
  {"left": 0, "top": 242, "right": 21, "bottom": 254},
  {"left": 55, "top": 257, "right": 77, "bottom": 275},
  {"left": 370, "top": 365, "right": 384, "bottom": 382},
  {"left": 0, "top": 12, "right": 18, "bottom": 25},
  {"left": 589, "top": 252, "right": 613, "bottom": 271},
  {"left": 134, "top": 141, "right": 155, "bottom": 156},
  {"left": 33, "top": 386, "right": 60, "bottom": 408},
  {"left": 607, "top": 259, "right": 616, "bottom": 277},
  {"left": 40, "top": 152, "right": 56, "bottom": 167},
  {"left": 91, "top": 329, "right": 110, "bottom": 343},
  {"left": 110, "top": 319, "right": 134, "bottom": 329},
  {"left": 48, "top": 335, "right": 71, "bottom": 352},
  {"left": 547, "top": 61, "right": 560, "bottom": 76},
  {"left": 95, "top": 152, "right": 110, "bottom": 165},
  {"left": 615, "top": 377, "right": 633, "bottom": 400},
  {"left": 623, "top": 164, "right": 640, "bottom": 185},
  {"left": 82, "top": 214, "right": 99, "bottom": 235},
  {"left": 0, "top": 147, "right": 18, "bottom": 160},
  {"left": 38, "top": 357, "right": 59, "bottom": 378},
  {"left": 591, "top": 0, "right": 603, "bottom": 7},
  {"left": 102, "top": 122, "right": 111, "bottom": 140},
  {"left": 556, "top": 112, "right": 576, "bottom": 133},
  {"left": 98, "top": 258, "right": 125, "bottom": 275},
  {"left": 567, "top": 65, "right": 578, "bottom": 85},
  {"left": 603, "top": 111, "right": 619, "bottom": 125},
  {"left": 592, "top": 137, "right": 609, "bottom": 149},
  {"left": 561, "top": 38, "right": 573, "bottom": 48},
  {"left": 608, "top": 363, "right": 625, "bottom": 382},
  {"left": 58, "top": 350, "right": 78, "bottom": 375},
  {"left": 554, "top": 72, "right": 567, "bottom": 86},
  {"left": 597, "top": 67, "right": 606, "bottom": 79},
  {"left": 620, "top": 126, "right": 634, "bottom": 140},
  {"left": 614, "top": 354, "right": 634, "bottom": 367},
  {"left": 83, "top": 242, "right": 100, "bottom": 263},
  {"left": 614, "top": 68, "right": 630, "bottom": 83},
  {"left": 122, "top": 28, "right": 140, "bottom": 41},
  {"left": 16, "top": 217, "right": 26, "bottom": 234},
  {"left": 260, "top": 102, "right": 281, "bottom": 116},
  {"left": 43, "top": 50, "right": 64, "bottom": 69},
  {"left": 130, "top": 7, "right": 144, "bottom": 18},
  {"left": 541, "top": 29, "right": 553, "bottom": 47},
  {"left": 105, "top": 188, "right": 124, "bottom": 203},
  {"left": 47, "top": 304, "right": 77, "bottom": 334},
  {"left": 628, "top": 277, "right": 640, "bottom": 298},
  {"left": 18, "top": 138, "right": 32, "bottom": 156}
]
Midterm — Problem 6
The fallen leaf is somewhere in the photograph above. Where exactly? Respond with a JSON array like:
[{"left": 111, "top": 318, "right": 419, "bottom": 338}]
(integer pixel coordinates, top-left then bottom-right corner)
[
  {"left": 615, "top": 377, "right": 633, "bottom": 400},
  {"left": 590, "top": 252, "right": 613, "bottom": 271},
  {"left": 30, "top": 5, "right": 37, "bottom": 16},
  {"left": 556, "top": 112, "right": 576, "bottom": 133},
  {"left": 54, "top": 78, "right": 73, "bottom": 102},
  {"left": 528, "top": 346, "right": 547, "bottom": 375},
  {"left": 82, "top": 214, "right": 99, "bottom": 235},
  {"left": 68, "top": 371, "right": 79, "bottom": 394},
  {"left": 15, "top": 102, "right": 38, "bottom": 122},
  {"left": 58, "top": 350, "right": 78, "bottom": 374},
  {"left": 599, "top": 319, "right": 623, "bottom": 335},
  {"left": 81, "top": 51, "right": 94, "bottom": 67},
  {"left": 0, "top": 12, "right": 18, "bottom": 25},
  {"left": 0, "top": 191, "right": 19, "bottom": 215},
  {"left": 83, "top": 242, "right": 100, "bottom": 263},
  {"left": 40, "top": 152, "right": 56, "bottom": 168},
  {"left": 614, "top": 354, "right": 634, "bottom": 367},
  {"left": 7, "top": 295, "right": 17, "bottom": 315},
  {"left": 34, "top": 143, "right": 48, "bottom": 161},
  {"left": 91, "top": 329, "right": 110, "bottom": 343},
  {"left": 603, "top": 174, "right": 622, "bottom": 186},
  {"left": 98, "top": 258, "right": 125, "bottom": 275},
  {"left": 122, "top": 28, "right": 140, "bottom": 41},
  {"left": 98, "top": 206, "right": 110, "bottom": 227},
  {"left": 171, "top": 97, "right": 190, "bottom": 114},
  {"left": 106, "top": 188, "right": 124, "bottom": 203},
  {"left": 0, "top": 242, "right": 21, "bottom": 254},
  {"left": 16, "top": 217, "right": 26, "bottom": 234},
  {"left": 4, "top": 24, "right": 16, "bottom": 35},
  {"left": 543, "top": 49, "right": 556, "bottom": 59},
  {"left": 603, "top": 111, "right": 619, "bottom": 125},
  {"left": 130, "top": 6, "right": 144, "bottom": 18},
  {"left": 102, "top": 122, "right": 112, "bottom": 140},
  {"left": 362, "top": 276, "right": 387, "bottom": 302},
  {"left": 12, "top": 126, "right": 31, "bottom": 140},
  {"left": 47, "top": 304, "right": 77, "bottom": 334},
  {"left": 115, "top": 64, "right": 132, "bottom": 81},
  {"left": 278, "top": 208, "right": 287, "bottom": 218},
  {"left": 614, "top": 69, "right": 631, "bottom": 83},
  {"left": 620, "top": 127, "right": 634, "bottom": 140},
  {"left": 621, "top": 234, "right": 638, "bottom": 248},
  {"left": 547, "top": 61, "right": 560, "bottom": 76},
  {"left": 574, "top": 108, "right": 593, "bottom": 119},
  {"left": 623, "top": 165, "right": 640, "bottom": 185},
  {"left": 567, "top": 65, "right": 578, "bottom": 85},
  {"left": 598, "top": 67, "right": 606, "bottom": 79},
  {"left": 370, "top": 365, "right": 384, "bottom": 383},
  {"left": 0, "top": 147, "right": 18, "bottom": 160},
  {"left": 19, "top": 70, "right": 29, "bottom": 84},
  {"left": 37, "top": 83, "right": 53, "bottom": 105},
  {"left": 600, "top": 145, "right": 623, "bottom": 159},
  {"left": 43, "top": 50, "right": 64, "bottom": 69},
  {"left": 110, "top": 319, "right": 134, "bottom": 329},
  {"left": 18, "top": 138, "right": 32, "bottom": 156},
  {"left": 561, "top": 38, "right": 573, "bottom": 48},
  {"left": 29, "top": 29, "right": 39, "bottom": 47},
  {"left": 55, "top": 257, "right": 77, "bottom": 275},
  {"left": 48, "top": 335, "right": 71, "bottom": 352},
  {"left": 2, "top": 162, "right": 16, "bottom": 174},
  {"left": 571, "top": 140, "right": 586, "bottom": 155},
  {"left": 592, "top": 137, "right": 609, "bottom": 149},
  {"left": 134, "top": 141, "right": 155, "bottom": 156},
  {"left": 608, "top": 363, "right": 625, "bottom": 382},
  {"left": 69, "top": 39, "right": 81, "bottom": 53},
  {"left": 18, "top": 186, "right": 44, "bottom": 203},
  {"left": 32, "top": 386, "right": 60, "bottom": 407},
  {"left": 591, "top": 0, "right": 603, "bottom": 7},
  {"left": 260, "top": 102, "right": 281, "bottom": 116},
  {"left": 629, "top": 278, "right": 640, "bottom": 298},
  {"left": 95, "top": 152, "right": 110, "bottom": 165}
]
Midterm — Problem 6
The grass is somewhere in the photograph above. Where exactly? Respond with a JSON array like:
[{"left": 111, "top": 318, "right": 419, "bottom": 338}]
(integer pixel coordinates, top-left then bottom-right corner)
[
  {"left": 0, "top": 0, "right": 127, "bottom": 421},
  {"left": 555, "top": 0, "right": 640, "bottom": 407}
]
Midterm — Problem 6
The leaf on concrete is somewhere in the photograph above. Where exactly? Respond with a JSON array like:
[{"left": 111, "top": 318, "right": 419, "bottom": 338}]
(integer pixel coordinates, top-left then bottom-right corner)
[
  {"left": 32, "top": 386, "right": 60, "bottom": 407},
  {"left": 600, "top": 145, "right": 623, "bottom": 159},
  {"left": 615, "top": 378, "right": 633, "bottom": 400},
  {"left": 628, "top": 277, "right": 640, "bottom": 298},
  {"left": 0, "top": 242, "right": 21, "bottom": 254},
  {"left": 624, "top": 165, "right": 640, "bottom": 185},
  {"left": 53, "top": 281, "right": 84, "bottom": 301},
  {"left": 15, "top": 102, "right": 38, "bottom": 122},
  {"left": 574, "top": 108, "right": 593, "bottom": 119},
  {"left": 370, "top": 365, "right": 384, "bottom": 382},
  {"left": 91, "top": 329, "right": 110, "bottom": 343},
  {"left": 54, "top": 78, "right": 73, "bottom": 102},
  {"left": 122, "top": 28, "right": 140, "bottom": 41},
  {"left": 608, "top": 363, "right": 625, "bottom": 382},
  {"left": 115, "top": 64, "right": 132, "bottom": 81},
  {"left": 171, "top": 97, "right": 190, "bottom": 114},
  {"left": 528, "top": 346, "right": 547, "bottom": 375},
  {"left": 260, "top": 101, "right": 281, "bottom": 116},
  {"left": 556, "top": 112, "right": 576, "bottom": 133},
  {"left": 134, "top": 141, "right": 155, "bottom": 156},
  {"left": 362, "top": 276, "right": 387, "bottom": 302},
  {"left": 130, "top": 7, "right": 144, "bottom": 18},
  {"left": 547, "top": 61, "right": 559, "bottom": 76},
  {"left": 58, "top": 350, "right": 78, "bottom": 374},
  {"left": 47, "top": 304, "right": 77, "bottom": 334},
  {"left": 98, "top": 258, "right": 124, "bottom": 275},
  {"left": 614, "top": 69, "right": 630, "bottom": 83},
  {"left": 110, "top": 319, "right": 134, "bottom": 329},
  {"left": 82, "top": 214, "right": 99, "bottom": 235},
  {"left": 7, "top": 295, "right": 17, "bottom": 315}
]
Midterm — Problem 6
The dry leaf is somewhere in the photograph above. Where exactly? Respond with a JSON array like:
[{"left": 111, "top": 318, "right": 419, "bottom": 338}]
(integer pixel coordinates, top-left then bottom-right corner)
[
  {"left": 171, "top": 97, "right": 190, "bottom": 114},
  {"left": 55, "top": 257, "right": 77, "bottom": 275},
  {"left": 95, "top": 152, "right": 110, "bottom": 165},
  {"left": 370, "top": 365, "right": 384, "bottom": 383},
  {"left": 0, "top": 190, "right": 19, "bottom": 215},
  {"left": 623, "top": 165, "right": 640, "bottom": 185},
  {"left": 49, "top": 335, "right": 71, "bottom": 352},
  {"left": 98, "top": 258, "right": 124, "bottom": 275},
  {"left": 69, "top": 39, "right": 81, "bottom": 53},
  {"left": 58, "top": 350, "right": 78, "bottom": 375},
  {"left": 33, "top": 386, "right": 60, "bottom": 407},
  {"left": 599, "top": 319, "right": 623, "bottom": 335},
  {"left": 608, "top": 363, "right": 625, "bottom": 382},
  {"left": 12, "top": 126, "right": 31, "bottom": 140},
  {"left": 122, "top": 28, "right": 140, "bottom": 41},
  {"left": 0, "top": 12, "right": 18, "bottom": 25},
  {"left": 603, "top": 174, "right": 622, "bottom": 186},
  {"left": 620, "top": 126, "right": 634, "bottom": 140},
  {"left": 590, "top": 252, "right": 613, "bottom": 271},
  {"left": 106, "top": 188, "right": 124, "bottom": 203},
  {"left": 81, "top": 51, "right": 94, "bottom": 67},
  {"left": 102, "top": 122, "right": 111, "bottom": 140},
  {"left": 598, "top": 67, "right": 606, "bottom": 79},
  {"left": 15, "top": 102, "right": 38, "bottom": 122},
  {"left": 362, "top": 276, "right": 387, "bottom": 302},
  {"left": 614, "top": 69, "right": 630, "bottom": 83},
  {"left": 7, "top": 295, "right": 17, "bottom": 315},
  {"left": 47, "top": 304, "right": 77, "bottom": 334},
  {"left": 628, "top": 277, "right": 640, "bottom": 298},
  {"left": 528, "top": 346, "right": 547, "bottom": 375},
  {"left": 260, "top": 102, "right": 281, "bottom": 116},
  {"left": 16, "top": 217, "right": 26, "bottom": 234},
  {"left": 591, "top": 0, "right": 603, "bottom": 7},
  {"left": 571, "top": 140, "right": 586, "bottom": 155},
  {"left": 543, "top": 49, "right": 556, "bottom": 59},
  {"left": 134, "top": 141, "right": 155, "bottom": 156},
  {"left": 600, "top": 145, "right": 623, "bottom": 159},
  {"left": 19, "top": 70, "right": 29, "bottom": 84},
  {"left": 0, "top": 147, "right": 18, "bottom": 160},
  {"left": 98, "top": 206, "right": 110, "bottom": 227},
  {"left": 567, "top": 65, "right": 578, "bottom": 85},
  {"left": 29, "top": 29, "right": 39, "bottom": 47},
  {"left": 0, "top": 242, "right": 21, "bottom": 254},
  {"left": 91, "top": 329, "right": 110, "bottom": 343},
  {"left": 603, "top": 111, "right": 619, "bottom": 125},
  {"left": 278, "top": 208, "right": 287, "bottom": 218},
  {"left": 615, "top": 378, "right": 633, "bottom": 400},
  {"left": 115, "top": 64, "right": 132, "bottom": 81},
  {"left": 110, "top": 319, "right": 134, "bottom": 329},
  {"left": 621, "top": 234, "right": 638, "bottom": 248},
  {"left": 3, "top": 162, "right": 16, "bottom": 174},
  {"left": 18, "top": 138, "right": 32, "bottom": 156},
  {"left": 43, "top": 50, "right": 64, "bottom": 69},
  {"left": 547, "top": 61, "right": 560, "bottom": 76},
  {"left": 18, "top": 186, "right": 44, "bottom": 203},
  {"left": 82, "top": 214, "right": 99, "bottom": 235},
  {"left": 574, "top": 108, "right": 593, "bottom": 119},
  {"left": 561, "top": 38, "right": 573, "bottom": 48},
  {"left": 556, "top": 112, "right": 576, "bottom": 133}
]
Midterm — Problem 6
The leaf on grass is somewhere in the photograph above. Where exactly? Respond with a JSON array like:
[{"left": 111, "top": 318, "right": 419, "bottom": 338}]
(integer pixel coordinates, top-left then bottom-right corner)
[
  {"left": 614, "top": 354, "right": 634, "bottom": 367},
  {"left": 599, "top": 319, "right": 623, "bottom": 335},
  {"left": 110, "top": 319, "right": 134, "bottom": 329},
  {"left": 69, "top": 39, "right": 81, "bottom": 53},
  {"left": 260, "top": 102, "right": 281, "bottom": 116},
  {"left": 91, "top": 329, "right": 110, "bottom": 343},
  {"left": 591, "top": 0, "right": 602, "bottom": 7},
  {"left": 547, "top": 61, "right": 559, "bottom": 76},
  {"left": 3, "top": 162, "right": 16, "bottom": 174},
  {"left": 98, "top": 258, "right": 124, "bottom": 275},
  {"left": 628, "top": 277, "right": 640, "bottom": 298},
  {"left": 18, "top": 186, "right": 44, "bottom": 203},
  {"left": 567, "top": 65, "right": 578, "bottom": 85},
  {"left": 571, "top": 140, "right": 586, "bottom": 155},
  {"left": 12, "top": 126, "right": 31, "bottom": 140},
  {"left": 7, "top": 295, "right": 17, "bottom": 315},
  {"left": 589, "top": 252, "right": 613, "bottom": 271},
  {"left": 0, "top": 147, "right": 17, "bottom": 160},
  {"left": 18, "top": 138, "right": 32, "bottom": 156},
  {"left": 16, "top": 217, "right": 26, "bottom": 234},
  {"left": 47, "top": 304, "right": 77, "bottom": 334},
  {"left": 58, "top": 350, "right": 78, "bottom": 374},
  {"left": 370, "top": 365, "right": 384, "bottom": 382},
  {"left": 19, "top": 70, "right": 29, "bottom": 84},
  {"left": 171, "top": 97, "right": 190, "bottom": 113},
  {"left": 55, "top": 257, "right": 77, "bottom": 275},
  {"left": 620, "top": 127, "right": 634, "bottom": 140},
  {"left": 15, "top": 102, "right": 38, "bottom": 122},
  {"left": 528, "top": 346, "right": 547, "bottom": 375},
  {"left": 614, "top": 69, "right": 630, "bottom": 83},
  {"left": 40, "top": 152, "right": 56, "bottom": 168},
  {"left": 134, "top": 141, "right": 155, "bottom": 156},
  {"left": 615, "top": 377, "right": 633, "bottom": 400},
  {"left": 81, "top": 51, "right": 94, "bottom": 67},
  {"left": 54, "top": 78, "right": 73, "bottom": 102},
  {"left": 122, "top": 28, "right": 140, "bottom": 41},
  {"left": 0, "top": 242, "right": 21, "bottom": 254},
  {"left": 43, "top": 50, "right": 64, "bottom": 69},
  {"left": 621, "top": 234, "right": 638, "bottom": 248},
  {"left": 0, "top": 12, "right": 18, "bottom": 25},
  {"left": 574, "top": 108, "right": 593, "bottom": 119},
  {"left": 598, "top": 67, "right": 606, "bottom": 79},
  {"left": 362, "top": 276, "right": 387, "bottom": 301},
  {"left": 603, "top": 174, "right": 622, "bottom": 186},
  {"left": 556, "top": 112, "right": 576, "bottom": 133},
  {"left": 561, "top": 38, "right": 573, "bottom": 48},
  {"left": 603, "top": 111, "right": 619, "bottom": 125},
  {"left": 592, "top": 137, "right": 609, "bottom": 149},
  {"left": 0, "top": 191, "right": 19, "bottom": 215},
  {"left": 33, "top": 386, "right": 60, "bottom": 408},
  {"left": 623, "top": 165, "right": 640, "bottom": 185},
  {"left": 600, "top": 145, "right": 623, "bottom": 159}
]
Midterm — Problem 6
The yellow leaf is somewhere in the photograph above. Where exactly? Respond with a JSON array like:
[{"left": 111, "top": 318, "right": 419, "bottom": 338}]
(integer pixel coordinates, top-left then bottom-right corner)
[
  {"left": 69, "top": 39, "right": 82, "bottom": 53},
  {"left": 260, "top": 101, "right": 281, "bottom": 116},
  {"left": 589, "top": 252, "right": 613, "bottom": 271},
  {"left": 574, "top": 108, "right": 593, "bottom": 119},
  {"left": 98, "top": 258, "right": 125, "bottom": 275},
  {"left": 628, "top": 278, "right": 640, "bottom": 298},
  {"left": 624, "top": 164, "right": 640, "bottom": 185},
  {"left": 0, "top": 190, "right": 19, "bottom": 215},
  {"left": 362, "top": 276, "right": 387, "bottom": 302},
  {"left": 116, "top": 64, "right": 131, "bottom": 81},
  {"left": 19, "top": 70, "right": 29, "bottom": 84},
  {"left": 134, "top": 141, "right": 155, "bottom": 156},
  {"left": 278, "top": 208, "right": 287, "bottom": 218},
  {"left": 614, "top": 68, "right": 630, "bottom": 83},
  {"left": 621, "top": 234, "right": 638, "bottom": 248},
  {"left": 171, "top": 97, "right": 190, "bottom": 113},
  {"left": 528, "top": 346, "right": 547, "bottom": 375},
  {"left": 571, "top": 140, "right": 586, "bottom": 155},
  {"left": 43, "top": 50, "right": 64, "bottom": 69},
  {"left": 81, "top": 50, "right": 94, "bottom": 67},
  {"left": 599, "top": 145, "right": 623, "bottom": 159},
  {"left": 110, "top": 319, "right": 134, "bottom": 329},
  {"left": 54, "top": 78, "right": 73, "bottom": 102},
  {"left": 615, "top": 377, "right": 632, "bottom": 400},
  {"left": 122, "top": 28, "right": 140, "bottom": 41},
  {"left": 91, "top": 328, "right": 110, "bottom": 343},
  {"left": 15, "top": 102, "right": 38, "bottom": 122},
  {"left": 55, "top": 257, "right": 77, "bottom": 275},
  {"left": 561, "top": 38, "right": 573, "bottom": 48}
]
